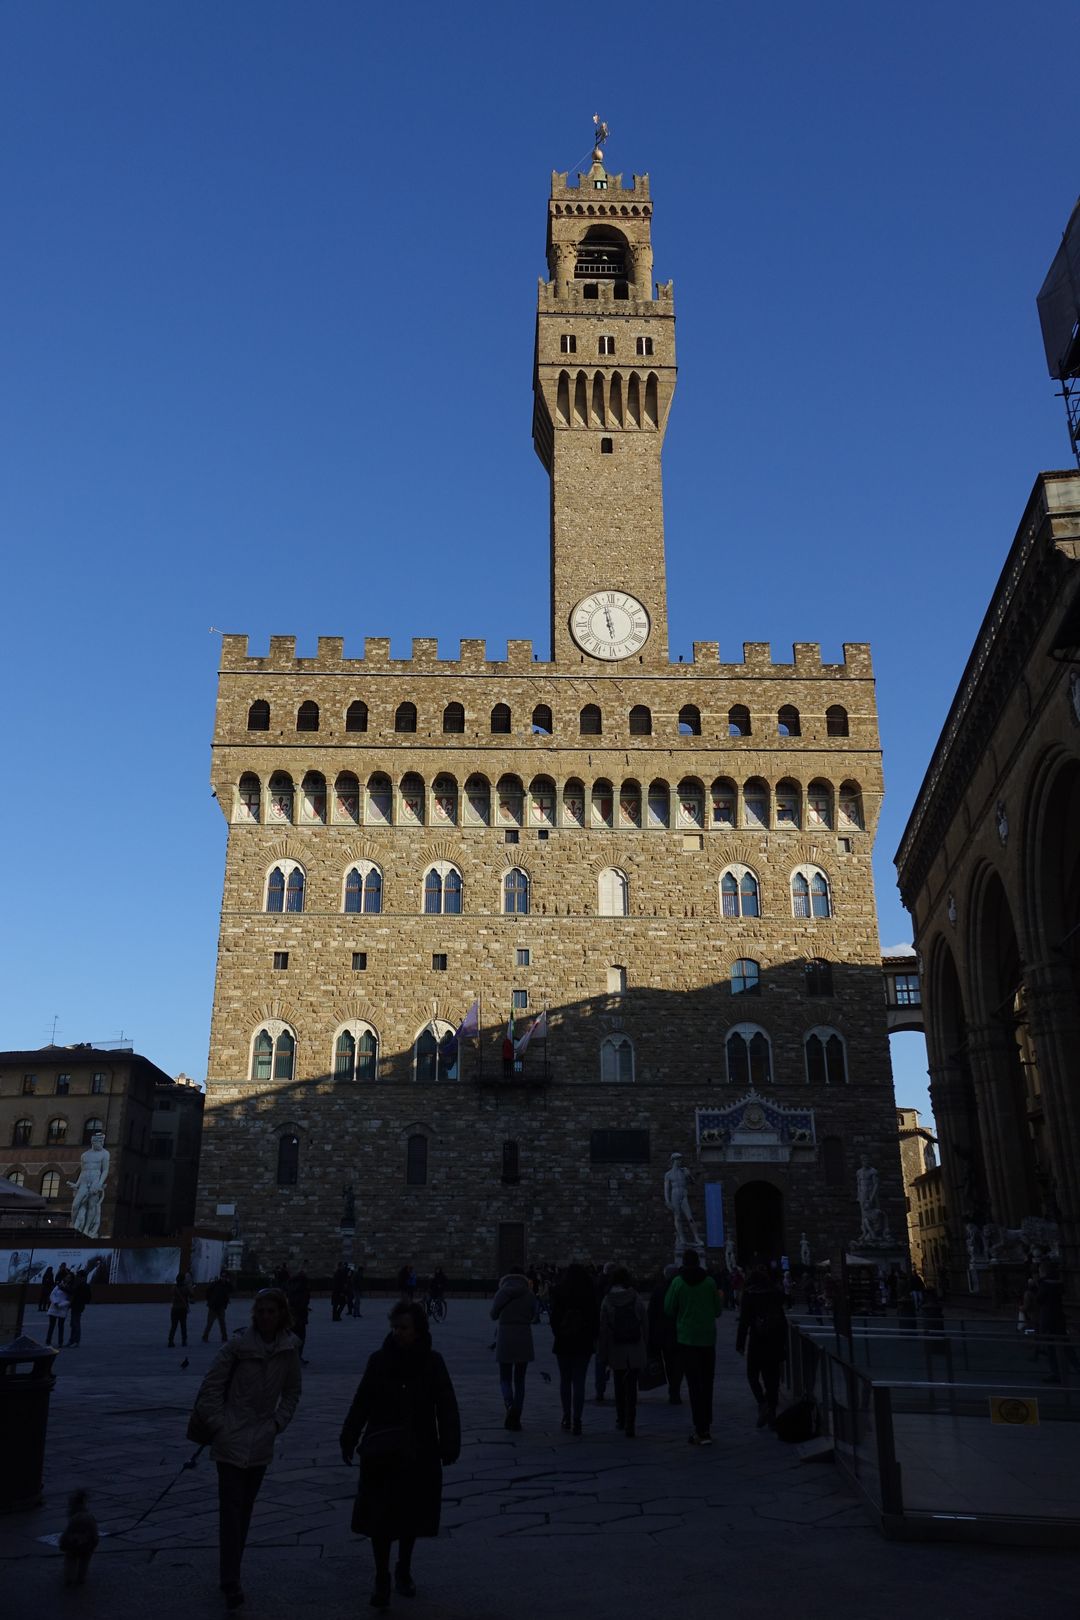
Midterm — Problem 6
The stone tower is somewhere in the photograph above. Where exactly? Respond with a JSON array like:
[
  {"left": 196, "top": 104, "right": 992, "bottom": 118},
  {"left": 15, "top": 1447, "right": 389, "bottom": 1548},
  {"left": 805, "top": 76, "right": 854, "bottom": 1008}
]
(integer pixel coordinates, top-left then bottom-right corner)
[
  {"left": 533, "top": 155, "right": 674, "bottom": 663},
  {"left": 196, "top": 135, "right": 905, "bottom": 1281}
]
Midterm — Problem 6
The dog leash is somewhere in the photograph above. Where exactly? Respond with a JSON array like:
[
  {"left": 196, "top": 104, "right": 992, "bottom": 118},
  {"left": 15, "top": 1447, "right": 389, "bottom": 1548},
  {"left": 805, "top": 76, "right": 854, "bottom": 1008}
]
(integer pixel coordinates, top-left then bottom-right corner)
[{"left": 114, "top": 1446, "right": 206, "bottom": 1538}]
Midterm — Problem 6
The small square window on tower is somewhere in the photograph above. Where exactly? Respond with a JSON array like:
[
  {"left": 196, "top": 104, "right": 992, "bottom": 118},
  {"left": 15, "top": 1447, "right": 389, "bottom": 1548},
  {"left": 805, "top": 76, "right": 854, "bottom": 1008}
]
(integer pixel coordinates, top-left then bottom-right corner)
[
  {"left": 352, "top": 951, "right": 367, "bottom": 972},
  {"left": 273, "top": 951, "right": 289, "bottom": 971},
  {"left": 560, "top": 333, "right": 576, "bottom": 354},
  {"left": 432, "top": 953, "right": 448, "bottom": 972},
  {"left": 512, "top": 989, "right": 528, "bottom": 1011},
  {"left": 505, "top": 829, "right": 519, "bottom": 844},
  {"left": 600, "top": 437, "right": 613, "bottom": 454},
  {"left": 516, "top": 948, "right": 531, "bottom": 967},
  {"left": 636, "top": 336, "right": 654, "bottom": 356},
  {"left": 598, "top": 335, "right": 615, "bottom": 356}
]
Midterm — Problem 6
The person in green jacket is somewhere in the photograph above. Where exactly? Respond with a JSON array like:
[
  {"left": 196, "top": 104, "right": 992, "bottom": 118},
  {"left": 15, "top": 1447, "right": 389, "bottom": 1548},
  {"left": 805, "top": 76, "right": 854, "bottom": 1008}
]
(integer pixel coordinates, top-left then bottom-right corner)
[{"left": 664, "top": 1250, "right": 721, "bottom": 1444}]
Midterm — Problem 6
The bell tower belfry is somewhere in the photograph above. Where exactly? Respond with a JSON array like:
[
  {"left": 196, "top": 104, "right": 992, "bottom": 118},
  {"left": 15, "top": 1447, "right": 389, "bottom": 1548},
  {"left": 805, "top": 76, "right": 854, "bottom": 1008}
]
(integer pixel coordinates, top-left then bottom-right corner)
[{"left": 532, "top": 128, "right": 676, "bottom": 667}]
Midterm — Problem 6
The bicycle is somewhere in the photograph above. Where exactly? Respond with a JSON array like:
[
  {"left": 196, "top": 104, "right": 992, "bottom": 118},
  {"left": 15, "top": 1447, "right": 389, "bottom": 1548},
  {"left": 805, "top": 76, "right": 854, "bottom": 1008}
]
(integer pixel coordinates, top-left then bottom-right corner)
[{"left": 424, "top": 1293, "right": 448, "bottom": 1324}]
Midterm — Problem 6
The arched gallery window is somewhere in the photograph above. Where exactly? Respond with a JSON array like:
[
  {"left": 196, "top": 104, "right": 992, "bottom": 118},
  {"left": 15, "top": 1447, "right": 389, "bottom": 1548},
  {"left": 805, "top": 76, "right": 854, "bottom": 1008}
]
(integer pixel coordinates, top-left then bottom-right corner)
[
  {"left": 726, "top": 1024, "right": 772, "bottom": 1085},
  {"left": 805, "top": 1029, "right": 847, "bottom": 1084},
  {"left": 266, "top": 862, "right": 305, "bottom": 914},
  {"left": 344, "top": 862, "right": 383, "bottom": 914},
  {"left": 600, "top": 1034, "right": 634, "bottom": 1082},
  {"left": 720, "top": 865, "right": 760, "bottom": 918},
  {"left": 503, "top": 869, "right": 530, "bottom": 915}
]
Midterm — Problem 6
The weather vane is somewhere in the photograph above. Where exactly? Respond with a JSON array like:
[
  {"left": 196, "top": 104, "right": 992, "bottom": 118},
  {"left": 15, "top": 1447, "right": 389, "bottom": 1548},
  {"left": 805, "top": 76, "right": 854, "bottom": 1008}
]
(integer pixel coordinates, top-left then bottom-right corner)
[{"left": 592, "top": 113, "right": 609, "bottom": 161}]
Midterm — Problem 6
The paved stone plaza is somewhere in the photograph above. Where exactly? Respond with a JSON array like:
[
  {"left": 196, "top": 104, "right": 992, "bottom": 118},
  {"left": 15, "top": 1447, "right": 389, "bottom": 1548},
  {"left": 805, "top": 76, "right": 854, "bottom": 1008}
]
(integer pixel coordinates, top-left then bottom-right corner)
[{"left": 3, "top": 1302, "right": 1078, "bottom": 1619}]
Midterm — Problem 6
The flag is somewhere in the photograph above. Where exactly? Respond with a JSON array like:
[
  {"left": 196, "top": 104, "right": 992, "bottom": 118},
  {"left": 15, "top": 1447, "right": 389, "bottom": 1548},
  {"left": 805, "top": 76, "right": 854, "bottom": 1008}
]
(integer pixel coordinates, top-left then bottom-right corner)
[
  {"left": 456, "top": 998, "right": 480, "bottom": 1040},
  {"left": 515, "top": 1008, "right": 547, "bottom": 1056},
  {"left": 505, "top": 1007, "right": 515, "bottom": 1047}
]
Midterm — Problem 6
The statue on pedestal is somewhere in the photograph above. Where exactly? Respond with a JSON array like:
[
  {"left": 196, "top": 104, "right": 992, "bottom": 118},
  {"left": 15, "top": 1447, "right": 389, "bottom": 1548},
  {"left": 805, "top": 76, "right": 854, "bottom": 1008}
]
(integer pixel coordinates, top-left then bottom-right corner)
[
  {"left": 664, "top": 1153, "right": 703, "bottom": 1249},
  {"left": 799, "top": 1232, "right": 811, "bottom": 1267},
  {"left": 856, "top": 1155, "right": 889, "bottom": 1242},
  {"left": 67, "top": 1132, "right": 110, "bottom": 1239}
]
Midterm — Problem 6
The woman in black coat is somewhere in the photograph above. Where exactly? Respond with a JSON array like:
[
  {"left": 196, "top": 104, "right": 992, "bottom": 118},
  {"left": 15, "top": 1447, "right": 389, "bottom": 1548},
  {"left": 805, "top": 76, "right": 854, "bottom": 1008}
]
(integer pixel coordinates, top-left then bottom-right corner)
[
  {"left": 340, "top": 1301, "right": 461, "bottom": 1611},
  {"left": 549, "top": 1263, "right": 601, "bottom": 1435}
]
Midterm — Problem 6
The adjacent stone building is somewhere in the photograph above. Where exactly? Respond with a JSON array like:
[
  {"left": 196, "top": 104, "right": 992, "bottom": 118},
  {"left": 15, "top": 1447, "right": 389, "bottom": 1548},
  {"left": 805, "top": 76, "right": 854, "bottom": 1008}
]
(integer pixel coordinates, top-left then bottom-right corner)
[
  {"left": 1, "top": 1044, "right": 174, "bottom": 1239},
  {"left": 197, "top": 140, "right": 905, "bottom": 1278},
  {"left": 896, "top": 469, "right": 1080, "bottom": 1291},
  {"left": 142, "top": 1073, "right": 205, "bottom": 1237},
  {"left": 896, "top": 1106, "right": 938, "bottom": 1271}
]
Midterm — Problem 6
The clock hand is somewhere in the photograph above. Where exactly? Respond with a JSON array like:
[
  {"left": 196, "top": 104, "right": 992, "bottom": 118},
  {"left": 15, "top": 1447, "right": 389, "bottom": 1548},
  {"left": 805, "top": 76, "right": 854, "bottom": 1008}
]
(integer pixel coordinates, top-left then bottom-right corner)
[{"left": 604, "top": 608, "right": 615, "bottom": 637}]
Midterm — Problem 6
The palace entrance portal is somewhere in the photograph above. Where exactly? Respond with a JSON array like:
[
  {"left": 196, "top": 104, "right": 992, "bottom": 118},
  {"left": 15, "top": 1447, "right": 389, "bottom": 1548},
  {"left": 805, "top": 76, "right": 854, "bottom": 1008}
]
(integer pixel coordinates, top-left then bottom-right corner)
[{"left": 734, "top": 1181, "right": 784, "bottom": 1264}]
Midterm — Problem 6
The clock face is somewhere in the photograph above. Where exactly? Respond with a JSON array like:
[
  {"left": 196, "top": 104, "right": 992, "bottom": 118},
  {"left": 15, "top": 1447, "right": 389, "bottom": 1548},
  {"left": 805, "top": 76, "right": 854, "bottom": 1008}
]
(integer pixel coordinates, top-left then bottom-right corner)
[{"left": 570, "top": 591, "right": 650, "bottom": 660}]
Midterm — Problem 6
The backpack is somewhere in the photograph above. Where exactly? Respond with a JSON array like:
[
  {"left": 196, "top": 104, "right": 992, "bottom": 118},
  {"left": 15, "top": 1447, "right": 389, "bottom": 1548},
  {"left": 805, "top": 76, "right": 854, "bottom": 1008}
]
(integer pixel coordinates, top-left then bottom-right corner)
[{"left": 611, "top": 1296, "right": 641, "bottom": 1345}]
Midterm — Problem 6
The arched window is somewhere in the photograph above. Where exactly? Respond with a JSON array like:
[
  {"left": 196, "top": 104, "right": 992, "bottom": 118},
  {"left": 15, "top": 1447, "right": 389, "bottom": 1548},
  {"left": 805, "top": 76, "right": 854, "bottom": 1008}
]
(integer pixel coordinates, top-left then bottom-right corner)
[
  {"left": 344, "top": 862, "right": 382, "bottom": 914},
  {"left": 531, "top": 704, "right": 553, "bottom": 735},
  {"left": 251, "top": 1025, "right": 295, "bottom": 1082},
  {"left": 600, "top": 1034, "right": 634, "bottom": 1082},
  {"left": 775, "top": 779, "right": 801, "bottom": 828},
  {"left": 504, "top": 869, "right": 530, "bottom": 915},
  {"left": 805, "top": 1029, "right": 847, "bottom": 1084},
  {"left": 464, "top": 774, "right": 491, "bottom": 826},
  {"left": 247, "top": 700, "right": 270, "bottom": 732},
  {"left": 778, "top": 705, "right": 801, "bottom": 737},
  {"left": 423, "top": 863, "right": 463, "bottom": 915},
  {"left": 805, "top": 958, "right": 834, "bottom": 997},
  {"left": 580, "top": 703, "right": 602, "bottom": 736},
  {"left": 598, "top": 867, "right": 629, "bottom": 916},
  {"left": 406, "top": 1134, "right": 429, "bottom": 1184},
  {"left": 266, "top": 862, "right": 305, "bottom": 913},
  {"left": 726, "top": 1024, "right": 772, "bottom": 1085},
  {"left": 730, "top": 959, "right": 760, "bottom": 995},
  {"left": 442, "top": 702, "right": 465, "bottom": 734},
  {"left": 490, "top": 703, "right": 512, "bottom": 734},
  {"left": 807, "top": 780, "right": 833, "bottom": 829},
  {"left": 792, "top": 866, "right": 831, "bottom": 919},
  {"left": 433, "top": 774, "right": 458, "bottom": 826},
  {"left": 334, "top": 772, "right": 360, "bottom": 824},
  {"left": 415, "top": 1023, "right": 458, "bottom": 1083},
  {"left": 345, "top": 700, "right": 368, "bottom": 733},
  {"left": 678, "top": 704, "right": 701, "bottom": 736},
  {"left": 395, "top": 702, "right": 417, "bottom": 734},
  {"left": 720, "top": 865, "right": 760, "bottom": 918},
  {"left": 5, "top": 1169, "right": 24, "bottom": 1187},
  {"left": 502, "top": 1141, "right": 520, "bottom": 1183},
  {"left": 400, "top": 772, "right": 425, "bottom": 826},
  {"left": 334, "top": 1023, "right": 379, "bottom": 1082},
  {"left": 41, "top": 1170, "right": 61, "bottom": 1200},
  {"left": 300, "top": 771, "right": 327, "bottom": 824},
  {"left": 46, "top": 1118, "right": 67, "bottom": 1145},
  {"left": 268, "top": 772, "right": 294, "bottom": 824},
  {"left": 629, "top": 705, "right": 652, "bottom": 736},
  {"left": 297, "top": 700, "right": 320, "bottom": 733},
  {"left": 366, "top": 773, "right": 393, "bottom": 825},
  {"left": 277, "top": 1132, "right": 299, "bottom": 1186},
  {"left": 11, "top": 1120, "right": 32, "bottom": 1147},
  {"left": 728, "top": 704, "right": 751, "bottom": 737},
  {"left": 822, "top": 1135, "right": 845, "bottom": 1186},
  {"left": 742, "top": 777, "right": 769, "bottom": 830},
  {"left": 838, "top": 782, "right": 863, "bottom": 830},
  {"left": 237, "top": 773, "right": 261, "bottom": 824},
  {"left": 82, "top": 1117, "right": 105, "bottom": 1144},
  {"left": 646, "top": 778, "right": 669, "bottom": 829},
  {"left": 826, "top": 705, "right": 849, "bottom": 738}
]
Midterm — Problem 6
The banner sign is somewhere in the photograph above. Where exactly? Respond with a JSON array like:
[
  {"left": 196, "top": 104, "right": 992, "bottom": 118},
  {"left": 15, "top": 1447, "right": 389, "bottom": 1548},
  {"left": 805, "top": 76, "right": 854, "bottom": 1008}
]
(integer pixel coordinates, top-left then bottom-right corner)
[{"left": 704, "top": 1181, "right": 724, "bottom": 1249}]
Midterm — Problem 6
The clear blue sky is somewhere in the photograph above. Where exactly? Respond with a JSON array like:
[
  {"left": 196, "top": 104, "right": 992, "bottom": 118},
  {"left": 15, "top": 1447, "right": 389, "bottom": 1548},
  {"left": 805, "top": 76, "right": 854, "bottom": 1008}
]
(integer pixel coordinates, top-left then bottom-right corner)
[{"left": 5, "top": 3, "right": 1077, "bottom": 1131}]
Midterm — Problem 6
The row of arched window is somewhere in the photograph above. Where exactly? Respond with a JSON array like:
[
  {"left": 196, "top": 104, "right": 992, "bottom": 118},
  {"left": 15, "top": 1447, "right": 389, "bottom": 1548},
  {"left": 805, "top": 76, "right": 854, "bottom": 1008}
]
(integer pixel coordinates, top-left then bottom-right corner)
[
  {"left": 235, "top": 769, "right": 864, "bottom": 835},
  {"left": 4, "top": 1167, "right": 64, "bottom": 1198},
  {"left": 263, "top": 860, "right": 834, "bottom": 920},
  {"left": 9, "top": 1116, "right": 103, "bottom": 1148},
  {"left": 250, "top": 1022, "right": 848, "bottom": 1086},
  {"left": 247, "top": 698, "right": 852, "bottom": 741}
]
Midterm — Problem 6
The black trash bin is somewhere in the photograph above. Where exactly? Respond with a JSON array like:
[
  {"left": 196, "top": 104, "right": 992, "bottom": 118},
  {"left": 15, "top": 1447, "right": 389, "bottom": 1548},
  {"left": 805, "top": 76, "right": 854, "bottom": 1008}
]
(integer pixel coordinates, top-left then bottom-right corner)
[{"left": 0, "top": 1335, "right": 58, "bottom": 1512}]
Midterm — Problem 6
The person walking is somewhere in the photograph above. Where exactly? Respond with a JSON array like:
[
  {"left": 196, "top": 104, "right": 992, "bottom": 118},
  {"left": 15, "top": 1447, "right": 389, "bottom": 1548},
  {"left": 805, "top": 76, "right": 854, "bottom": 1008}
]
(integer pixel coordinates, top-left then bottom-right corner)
[
  {"left": 285, "top": 1267, "right": 311, "bottom": 1364},
  {"left": 340, "top": 1300, "right": 460, "bottom": 1611},
  {"left": 549, "top": 1262, "right": 600, "bottom": 1435},
  {"left": 598, "top": 1267, "right": 647, "bottom": 1438},
  {"left": 664, "top": 1249, "right": 721, "bottom": 1445},
  {"left": 169, "top": 1271, "right": 195, "bottom": 1347},
  {"left": 593, "top": 1261, "right": 617, "bottom": 1402},
  {"left": 67, "top": 1269, "right": 92, "bottom": 1348},
  {"left": 38, "top": 1265, "right": 55, "bottom": 1313},
  {"left": 490, "top": 1268, "right": 539, "bottom": 1430},
  {"left": 648, "top": 1263, "right": 684, "bottom": 1405},
  {"left": 397, "top": 1263, "right": 417, "bottom": 1301},
  {"left": 735, "top": 1265, "right": 788, "bottom": 1427},
  {"left": 349, "top": 1265, "right": 364, "bottom": 1318},
  {"left": 191, "top": 1287, "right": 301, "bottom": 1611},
  {"left": 203, "top": 1274, "right": 233, "bottom": 1344},
  {"left": 331, "top": 1263, "right": 350, "bottom": 1322},
  {"left": 45, "top": 1278, "right": 72, "bottom": 1347}
]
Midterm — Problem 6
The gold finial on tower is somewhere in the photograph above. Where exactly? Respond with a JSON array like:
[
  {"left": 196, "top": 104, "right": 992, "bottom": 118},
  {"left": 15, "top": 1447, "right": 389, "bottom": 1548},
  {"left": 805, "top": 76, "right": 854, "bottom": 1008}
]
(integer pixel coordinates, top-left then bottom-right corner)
[{"left": 592, "top": 113, "right": 609, "bottom": 162}]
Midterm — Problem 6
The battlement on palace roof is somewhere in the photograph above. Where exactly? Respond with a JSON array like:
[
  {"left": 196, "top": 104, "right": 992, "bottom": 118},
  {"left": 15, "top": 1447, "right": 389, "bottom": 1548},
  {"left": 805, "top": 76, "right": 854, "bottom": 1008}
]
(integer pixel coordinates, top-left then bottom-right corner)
[{"left": 219, "top": 634, "right": 873, "bottom": 679}]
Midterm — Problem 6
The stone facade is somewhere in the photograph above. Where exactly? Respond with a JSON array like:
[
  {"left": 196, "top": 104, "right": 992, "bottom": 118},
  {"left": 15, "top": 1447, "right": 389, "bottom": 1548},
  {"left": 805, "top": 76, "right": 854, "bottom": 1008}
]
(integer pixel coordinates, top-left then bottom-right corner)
[
  {"left": 1, "top": 1045, "right": 173, "bottom": 1240},
  {"left": 197, "top": 147, "right": 905, "bottom": 1280},
  {"left": 896, "top": 1106, "right": 937, "bottom": 1270},
  {"left": 896, "top": 469, "right": 1080, "bottom": 1293}
]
